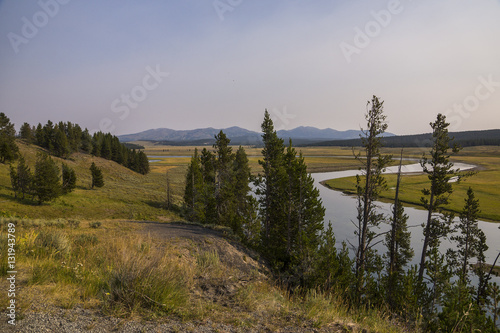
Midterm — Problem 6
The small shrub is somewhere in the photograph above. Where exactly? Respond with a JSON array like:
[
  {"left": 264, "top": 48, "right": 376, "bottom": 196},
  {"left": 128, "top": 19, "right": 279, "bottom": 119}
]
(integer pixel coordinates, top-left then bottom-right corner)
[
  {"left": 73, "top": 234, "right": 99, "bottom": 247},
  {"left": 68, "top": 219, "right": 80, "bottom": 229},
  {"left": 44, "top": 219, "right": 66, "bottom": 229},
  {"left": 35, "top": 230, "right": 70, "bottom": 258},
  {"left": 103, "top": 247, "right": 191, "bottom": 317},
  {"left": 89, "top": 221, "right": 102, "bottom": 229}
]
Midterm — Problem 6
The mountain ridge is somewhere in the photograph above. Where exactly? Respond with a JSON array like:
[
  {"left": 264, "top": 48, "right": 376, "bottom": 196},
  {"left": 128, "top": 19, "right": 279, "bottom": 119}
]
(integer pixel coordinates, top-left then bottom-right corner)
[{"left": 118, "top": 126, "right": 374, "bottom": 144}]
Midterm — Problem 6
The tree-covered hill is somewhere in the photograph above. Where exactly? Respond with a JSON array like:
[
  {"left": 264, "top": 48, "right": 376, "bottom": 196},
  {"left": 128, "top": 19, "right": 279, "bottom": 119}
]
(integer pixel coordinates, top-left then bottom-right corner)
[
  {"left": 310, "top": 129, "right": 500, "bottom": 147},
  {"left": 17, "top": 120, "right": 149, "bottom": 174}
]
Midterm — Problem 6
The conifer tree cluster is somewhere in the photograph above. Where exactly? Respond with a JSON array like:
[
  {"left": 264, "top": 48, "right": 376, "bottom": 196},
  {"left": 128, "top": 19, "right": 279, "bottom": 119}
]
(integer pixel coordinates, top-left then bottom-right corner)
[
  {"left": 347, "top": 105, "right": 499, "bottom": 331},
  {"left": 10, "top": 153, "right": 78, "bottom": 204},
  {"left": 183, "top": 111, "right": 348, "bottom": 288},
  {"left": 256, "top": 111, "right": 327, "bottom": 283},
  {"left": 19, "top": 120, "right": 149, "bottom": 174},
  {"left": 184, "top": 131, "right": 256, "bottom": 242}
]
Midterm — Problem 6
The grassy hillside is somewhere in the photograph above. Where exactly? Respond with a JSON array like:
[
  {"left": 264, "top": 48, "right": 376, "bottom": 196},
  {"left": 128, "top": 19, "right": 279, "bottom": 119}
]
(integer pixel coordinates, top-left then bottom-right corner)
[
  {"left": 0, "top": 217, "right": 409, "bottom": 332},
  {"left": 0, "top": 141, "right": 185, "bottom": 220}
]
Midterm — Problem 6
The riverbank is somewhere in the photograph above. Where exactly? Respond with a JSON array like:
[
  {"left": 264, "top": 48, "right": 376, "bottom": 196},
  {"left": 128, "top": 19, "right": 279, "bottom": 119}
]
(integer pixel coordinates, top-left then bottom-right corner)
[{"left": 321, "top": 156, "right": 500, "bottom": 222}]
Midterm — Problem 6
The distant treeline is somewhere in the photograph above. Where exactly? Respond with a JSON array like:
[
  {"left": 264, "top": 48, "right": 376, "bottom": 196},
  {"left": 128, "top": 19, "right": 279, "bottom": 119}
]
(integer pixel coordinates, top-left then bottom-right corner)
[
  {"left": 308, "top": 129, "right": 500, "bottom": 148},
  {"left": 18, "top": 121, "right": 149, "bottom": 174}
]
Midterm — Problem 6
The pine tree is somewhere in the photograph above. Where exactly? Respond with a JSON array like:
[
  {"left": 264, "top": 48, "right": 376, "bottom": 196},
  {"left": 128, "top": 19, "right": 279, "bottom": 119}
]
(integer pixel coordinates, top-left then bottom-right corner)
[
  {"left": 489, "top": 283, "right": 500, "bottom": 329},
  {"left": 385, "top": 149, "right": 413, "bottom": 308},
  {"left": 80, "top": 129, "right": 93, "bottom": 153},
  {"left": 0, "top": 113, "right": 19, "bottom": 163},
  {"left": 14, "top": 156, "right": 32, "bottom": 199},
  {"left": 450, "top": 187, "right": 484, "bottom": 285},
  {"left": 100, "top": 134, "right": 112, "bottom": 159},
  {"left": 136, "top": 151, "right": 150, "bottom": 175},
  {"left": 199, "top": 148, "right": 217, "bottom": 224},
  {"left": 256, "top": 110, "right": 286, "bottom": 261},
  {"left": 42, "top": 120, "right": 55, "bottom": 152},
  {"left": 213, "top": 130, "right": 235, "bottom": 227},
  {"left": 353, "top": 96, "right": 392, "bottom": 298},
  {"left": 90, "top": 162, "right": 104, "bottom": 188},
  {"left": 183, "top": 149, "right": 204, "bottom": 221},
  {"left": 53, "top": 127, "right": 70, "bottom": 158},
  {"left": 289, "top": 148, "right": 325, "bottom": 286},
  {"left": 91, "top": 134, "right": 101, "bottom": 157},
  {"left": 418, "top": 114, "right": 467, "bottom": 282},
  {"left": 313, "top": 222, "right": 353, "bottom": 291},
  {"left": 19, "top": 122, "right": 35, "bottom": 143},
  {"left": 33, "top": 153, "right": 61, "bottom": 204},
  {"left": 35, "top": 123, "right": 44, "bottom": 147},
  {"left": 256, "top": 112, "right": 325, "bottom": 279},
  {"left": 232, "top": 146, "right": 252, "bottom": 238},
  {"left": 62, "top": 163, "right": 77, "bottom": 194}
]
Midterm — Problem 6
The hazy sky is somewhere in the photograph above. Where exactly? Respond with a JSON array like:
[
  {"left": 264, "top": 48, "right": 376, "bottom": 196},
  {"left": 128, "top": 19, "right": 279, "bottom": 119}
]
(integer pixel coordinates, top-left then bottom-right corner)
[{"left": 0, "top": 0, "right": 499, "bottom": 135}]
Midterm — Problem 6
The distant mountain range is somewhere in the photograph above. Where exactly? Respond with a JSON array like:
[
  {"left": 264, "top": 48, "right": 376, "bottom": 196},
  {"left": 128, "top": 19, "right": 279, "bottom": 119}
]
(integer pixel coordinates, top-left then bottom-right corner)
[{"left": 118, "top": 126, "right": 389, "bottom": 146}]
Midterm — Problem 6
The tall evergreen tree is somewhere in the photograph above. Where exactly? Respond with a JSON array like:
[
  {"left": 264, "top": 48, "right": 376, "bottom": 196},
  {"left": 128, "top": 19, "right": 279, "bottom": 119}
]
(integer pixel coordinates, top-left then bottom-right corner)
[
  {"left": 255, "top": 112, "right": 325, "bottom": 279},
  {"left": 53, "top": 127, "right": 70, "bottom": 158},
  {"left": 232, "top": 146, "right": 252, "bottom": 238},
  {"left": 19, "top": 122, "right": 35, "bottom": 143},
  {"left": 200, "top": 148, "right": 217, "bottom": 224},
  {"left": 33, "top": 153, "right": 61, "bottom": 204},
  {"left": 183, "top": 149, "right": 204, "bottom": 221},
  {"left": 0, "top": 112, "right": 19, "bottom": 163},
  {"left": 35, "top": 123, "right": 44, "bottom": 147},
  {"left": 417, "top": 114, "right": 465, "bottom": 282},
  {"left": 313, "top": 222, "right": 353, "bottom": 292},
  {"left": 42, "top": 120, "right": 55, "bottom": 152},
  {"left": 438, "top": 188, "right": 493, "bottom": 333},
  {"left": 353, "top": 96, "right": 392, "bottom": 298},
  {"left": 450, "top": 187, "right": 485, "bottom": 285},
  {"left": 288, "top": 148, "right": 325, "bottom": 285},
  {"left": 135, "top": 151, "right": 150, "bottom": 175},
  {"left": 385, "top": 149, "right": 413, "bottom": 308},
  {"left": 11, "top": 156, "right": 33, "bottom": 199},
  {"left": 213, "top": 130, "right": 235, "bottom": 227},
  {"left": 256, "top": 110, "right": 286, "bottom": 260},
  {"left": 62, "top": 163, "right": 77, "bottom": 194},
  {"left": 80, "top": 129, "right": 93, "bottom": 153},
  {"left": 90, "top": 162, "right": 104, "bottom": 188}
]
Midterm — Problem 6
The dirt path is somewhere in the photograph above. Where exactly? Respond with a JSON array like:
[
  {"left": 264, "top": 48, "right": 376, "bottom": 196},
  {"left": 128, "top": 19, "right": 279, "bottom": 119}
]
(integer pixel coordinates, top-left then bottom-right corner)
[{"left": 137, "top": 221, "right": 226, "bottom": 240}]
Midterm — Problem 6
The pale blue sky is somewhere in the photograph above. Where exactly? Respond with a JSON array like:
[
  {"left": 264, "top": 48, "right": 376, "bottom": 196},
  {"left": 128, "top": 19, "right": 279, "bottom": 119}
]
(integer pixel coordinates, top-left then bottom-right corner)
[{"left": 0, "top": 0, "right": 499, "bottom": 135}]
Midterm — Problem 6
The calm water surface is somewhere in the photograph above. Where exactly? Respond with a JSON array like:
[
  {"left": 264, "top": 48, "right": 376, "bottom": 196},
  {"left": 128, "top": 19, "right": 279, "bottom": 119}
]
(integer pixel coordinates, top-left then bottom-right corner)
[{"left": 311, "top": 163, "right": 500, "bottom": 284}]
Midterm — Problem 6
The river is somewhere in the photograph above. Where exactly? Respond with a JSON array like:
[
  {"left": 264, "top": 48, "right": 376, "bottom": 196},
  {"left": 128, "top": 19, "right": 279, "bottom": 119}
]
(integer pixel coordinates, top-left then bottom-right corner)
[{"left": 311, "top": 163, "right": 500, "bottom": 284}]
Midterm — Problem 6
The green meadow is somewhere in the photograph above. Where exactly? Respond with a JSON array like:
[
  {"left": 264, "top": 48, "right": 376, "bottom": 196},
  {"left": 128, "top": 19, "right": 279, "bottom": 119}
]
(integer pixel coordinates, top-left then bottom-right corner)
[{"left": 323, "top": 146, "right": 500, "bottom": 222}]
